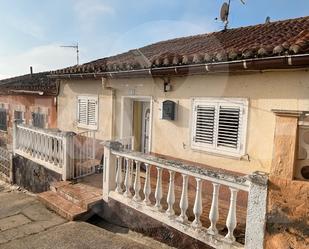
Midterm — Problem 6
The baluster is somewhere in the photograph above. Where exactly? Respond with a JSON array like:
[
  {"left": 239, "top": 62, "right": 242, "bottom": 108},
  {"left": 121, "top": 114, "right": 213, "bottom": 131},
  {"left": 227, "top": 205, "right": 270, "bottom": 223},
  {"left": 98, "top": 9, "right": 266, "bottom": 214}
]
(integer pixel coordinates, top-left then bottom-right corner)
[
  {"left": 39, "top": 134, "right": 42, "bottom": 159},
  {"left": 192, "top": 178, "right": 203, "bottom": 228},
  {"left": 25, "top": 130, "right": 29, "bottom": 152},
  {"left": 225, "top": 188, "right": 239, "bottom": 243},
  {"left": 154, "top": 167, "right": 163, "bottom": 210},
  {"left": 52, "top": 138, "right": 57, "bottom": 165},
  {"left": 124, "top": 158, "right": 132, "bottom": 198},
  {"left": 208, "top": 183, "right": 220, "bottom": 235},
  {"left": 178, "top": 174, "right": 189, "bottom": 223},
  {"left": 32, "top": 132, "right": 38, "bottom": 157},
  {"left": 133, "top": 161, "right": 141, "bottom": 201},
  {"left": 143, "top": 163, "right": 151, "bottom": 205},
  {"left": 166, "top": 170, "right": 175, "bottom": 217},
  {"left": 115, "top": 156, "right": 123, "bottom": 193}
]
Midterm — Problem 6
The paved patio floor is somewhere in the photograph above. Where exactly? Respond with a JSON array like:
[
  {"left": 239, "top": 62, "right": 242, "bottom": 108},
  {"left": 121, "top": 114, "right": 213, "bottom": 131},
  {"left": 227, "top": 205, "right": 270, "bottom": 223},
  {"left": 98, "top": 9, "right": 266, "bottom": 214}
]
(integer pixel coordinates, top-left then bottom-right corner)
[{"left": 0, "top": 181, "right": 173, "bottom": 249}]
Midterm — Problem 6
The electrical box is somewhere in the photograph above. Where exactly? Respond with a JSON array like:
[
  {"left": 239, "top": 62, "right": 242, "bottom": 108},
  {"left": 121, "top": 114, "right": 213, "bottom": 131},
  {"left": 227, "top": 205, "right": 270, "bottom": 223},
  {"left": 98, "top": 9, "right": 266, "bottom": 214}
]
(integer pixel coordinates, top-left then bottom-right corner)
[{"left": 162, "top": 100, "right": 176, "bottom": 120}]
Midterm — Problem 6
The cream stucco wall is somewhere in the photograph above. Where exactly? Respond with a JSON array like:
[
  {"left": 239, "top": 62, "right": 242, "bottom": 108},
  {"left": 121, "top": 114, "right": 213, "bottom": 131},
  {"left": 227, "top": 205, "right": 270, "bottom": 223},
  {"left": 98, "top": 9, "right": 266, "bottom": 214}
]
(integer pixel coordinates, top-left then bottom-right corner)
[
  {"left": 57, "top": 79, "right": 113, "bottom": 141},
  {"left": 57, "top": 69, "right": 309, "bottom": 175}
]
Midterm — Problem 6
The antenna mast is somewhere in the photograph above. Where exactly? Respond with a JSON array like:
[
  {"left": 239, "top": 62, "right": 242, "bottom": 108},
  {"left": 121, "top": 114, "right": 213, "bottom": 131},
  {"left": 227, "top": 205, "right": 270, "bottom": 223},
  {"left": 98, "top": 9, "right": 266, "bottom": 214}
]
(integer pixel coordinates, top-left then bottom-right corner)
[
  {"left": 219, "top": 0, "right": 245, "bottom": 30},
  {"left": 60, "top": 43, "right": 79, "bottom": 65}
]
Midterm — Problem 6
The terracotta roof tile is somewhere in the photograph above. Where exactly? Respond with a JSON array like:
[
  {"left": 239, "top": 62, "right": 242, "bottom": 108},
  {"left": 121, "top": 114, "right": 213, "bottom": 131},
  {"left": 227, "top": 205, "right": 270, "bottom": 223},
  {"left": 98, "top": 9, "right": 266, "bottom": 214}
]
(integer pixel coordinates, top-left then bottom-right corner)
[
  {"left": 54, "top": 16, "right": 309, "bottom": 75},
  {"left": 0, "top": 72, "right": 58, "bottom": 96}
]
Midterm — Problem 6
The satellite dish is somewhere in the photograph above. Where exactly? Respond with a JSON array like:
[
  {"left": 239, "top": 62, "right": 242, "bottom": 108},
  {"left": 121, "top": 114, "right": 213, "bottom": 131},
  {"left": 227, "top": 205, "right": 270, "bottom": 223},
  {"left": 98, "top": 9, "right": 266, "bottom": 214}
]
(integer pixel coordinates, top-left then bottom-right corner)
[
  {"left": 265, "top": 16, "right": 271, "bottom": 24},
  {"left": 220, "top": 2, "right": 229, "bottom": 22}
]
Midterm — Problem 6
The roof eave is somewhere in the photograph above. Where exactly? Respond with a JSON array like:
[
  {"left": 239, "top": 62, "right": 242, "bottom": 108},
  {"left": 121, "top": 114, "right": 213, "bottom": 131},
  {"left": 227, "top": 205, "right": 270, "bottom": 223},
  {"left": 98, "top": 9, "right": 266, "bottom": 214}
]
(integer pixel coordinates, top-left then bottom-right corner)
[{"left": 49, "top": 54, "right": 309, "bottom": 80}]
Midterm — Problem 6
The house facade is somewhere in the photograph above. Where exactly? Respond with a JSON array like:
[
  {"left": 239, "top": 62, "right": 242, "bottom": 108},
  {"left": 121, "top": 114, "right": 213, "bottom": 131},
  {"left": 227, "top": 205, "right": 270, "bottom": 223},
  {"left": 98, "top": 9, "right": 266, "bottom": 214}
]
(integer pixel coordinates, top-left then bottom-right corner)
[
  {"left": 54, "top": 16, "right": 309, "bottom": 179},
  {"left": 0, "top": 72, "right": 58, "bottom": 149},
  {"left": 5, "top": 16, "right": 307, "bottom": 249}
]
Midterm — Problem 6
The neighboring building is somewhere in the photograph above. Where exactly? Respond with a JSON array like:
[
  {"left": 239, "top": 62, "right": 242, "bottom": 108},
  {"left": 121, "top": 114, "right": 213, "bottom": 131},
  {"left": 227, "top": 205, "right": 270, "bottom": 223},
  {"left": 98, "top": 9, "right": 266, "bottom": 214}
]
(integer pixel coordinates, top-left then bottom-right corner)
[{"left": 0, "top": 72, "right": 58, "bottom": 149}]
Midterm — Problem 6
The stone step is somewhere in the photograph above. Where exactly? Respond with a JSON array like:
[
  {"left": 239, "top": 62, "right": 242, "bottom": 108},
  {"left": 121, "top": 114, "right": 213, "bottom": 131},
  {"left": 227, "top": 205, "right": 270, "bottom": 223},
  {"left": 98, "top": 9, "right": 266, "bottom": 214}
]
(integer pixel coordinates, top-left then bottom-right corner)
[
  {"left": 54, "top": 183, "right": 102, "bottom": 209},
  {"left": 50, "top": 181, "right": 72, "bottom": 193},
  {"left": 37, "top": 191, "right": 88, "bottom": 221}
]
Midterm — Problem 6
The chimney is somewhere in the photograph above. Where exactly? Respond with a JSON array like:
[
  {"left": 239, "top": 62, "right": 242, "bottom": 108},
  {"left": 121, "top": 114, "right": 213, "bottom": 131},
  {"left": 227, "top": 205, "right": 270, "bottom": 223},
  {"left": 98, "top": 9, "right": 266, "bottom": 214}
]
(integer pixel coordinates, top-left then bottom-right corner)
[{"left": 30, "top": 66, "right": 33, "bottom": 77}]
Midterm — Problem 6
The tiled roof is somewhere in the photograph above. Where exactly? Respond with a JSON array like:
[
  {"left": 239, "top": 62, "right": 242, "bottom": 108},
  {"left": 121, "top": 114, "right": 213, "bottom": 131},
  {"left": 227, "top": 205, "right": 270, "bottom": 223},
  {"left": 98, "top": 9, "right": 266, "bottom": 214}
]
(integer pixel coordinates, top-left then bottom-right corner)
[
  {"left": 54, "top": 16, "right": 309, "bottom": 75},
  {"left": 0, "top": 72, "right": 58, "bottom": 96}
]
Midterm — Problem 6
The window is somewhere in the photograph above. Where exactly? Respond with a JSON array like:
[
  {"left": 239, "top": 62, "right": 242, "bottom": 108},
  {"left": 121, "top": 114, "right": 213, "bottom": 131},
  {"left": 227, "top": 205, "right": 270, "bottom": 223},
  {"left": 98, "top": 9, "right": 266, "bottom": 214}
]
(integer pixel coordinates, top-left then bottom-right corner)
[
  {"left": 14, "top": 110, "right": 24, "bottom": 124},
  {"left": 32, "top": 112, "right": 46, "bottom": 128},
  {"left": 0, "top": 108, "right": 7, "bottom": 131},
  {"left": 191, "top": 98, "right": 248, "bottom": 157},
  {"left": 77, "top": 96, "right": 98, "bottom": 130}
]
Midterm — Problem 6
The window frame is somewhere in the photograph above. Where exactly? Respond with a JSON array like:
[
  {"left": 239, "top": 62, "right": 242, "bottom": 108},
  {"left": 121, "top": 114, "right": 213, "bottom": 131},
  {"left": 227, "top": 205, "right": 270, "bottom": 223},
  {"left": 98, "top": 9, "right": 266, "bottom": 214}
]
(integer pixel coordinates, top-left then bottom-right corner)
[
  {"left": 77, "top": 95, "right": 99, "bottom": 130},
  {"left": 31, "top": 112, "right": 46, "bottom": 129},
  {"left": 190, "top": 97, "right": 248, "bottom": 158},
  {"left": 14, "top": 110, "right": 25, "bottom": 124},
  {"left": 0, "top": 108, "right": 8, "bottom": 132}
]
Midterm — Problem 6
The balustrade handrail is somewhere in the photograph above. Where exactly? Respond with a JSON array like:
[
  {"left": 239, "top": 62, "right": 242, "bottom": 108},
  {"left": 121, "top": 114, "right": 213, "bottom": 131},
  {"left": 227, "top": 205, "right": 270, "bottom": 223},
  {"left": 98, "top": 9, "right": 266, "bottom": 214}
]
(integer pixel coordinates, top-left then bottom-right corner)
[
  {"left": 112, "top": 149, "right": 251, "bottom": 191},
  {"left": 16, "top": 123, "right": 64, "bottom": 140}
]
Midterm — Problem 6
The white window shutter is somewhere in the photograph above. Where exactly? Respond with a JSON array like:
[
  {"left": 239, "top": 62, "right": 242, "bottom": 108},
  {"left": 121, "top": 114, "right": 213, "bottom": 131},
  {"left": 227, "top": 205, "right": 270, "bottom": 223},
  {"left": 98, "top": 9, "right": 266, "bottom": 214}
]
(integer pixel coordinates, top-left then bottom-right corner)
[
  {"left": 78, "top": 97, "right": 88, "bottom": 125},
  {"left": 191, "top": 100, "right": 217, "bottom": 150},
  {"left": 77, "top": 96, "right": 98, "bottom": 129},
  {"left": 217, "top": 106, "right": 241, "bottom": 150},
  {"left": 194, "top": 105, "right": 216, "bottom": 145},
  {"left": 191, "top": 98, "right": 248, "bottom": 157},
  {"left": 87, "top": 98, "right": 98, "bottom": 126}
]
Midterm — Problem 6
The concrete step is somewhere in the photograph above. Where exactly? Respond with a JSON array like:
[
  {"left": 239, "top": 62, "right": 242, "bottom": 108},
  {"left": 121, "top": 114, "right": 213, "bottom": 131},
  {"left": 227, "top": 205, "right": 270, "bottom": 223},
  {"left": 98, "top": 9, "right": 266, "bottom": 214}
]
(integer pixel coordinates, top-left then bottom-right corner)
[
  {"left": 54, "top": 183, "right": 102, "bottom": 209},
  {"left": 50, "top": 181, "right": 72, "bottom": 193},
  {"left": 37, "top": 191, "right": 88, "bottom": 221}
]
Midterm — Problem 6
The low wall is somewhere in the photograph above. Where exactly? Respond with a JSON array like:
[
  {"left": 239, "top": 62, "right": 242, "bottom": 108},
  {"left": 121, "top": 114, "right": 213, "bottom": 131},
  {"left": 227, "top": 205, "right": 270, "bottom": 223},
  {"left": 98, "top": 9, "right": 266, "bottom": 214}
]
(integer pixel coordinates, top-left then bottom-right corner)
[
  {"left": 265, "top": 176, "right": 309, "bottom": 249},
  {"left": 13, "top": 155, "right": 62, "bottom": 193}
]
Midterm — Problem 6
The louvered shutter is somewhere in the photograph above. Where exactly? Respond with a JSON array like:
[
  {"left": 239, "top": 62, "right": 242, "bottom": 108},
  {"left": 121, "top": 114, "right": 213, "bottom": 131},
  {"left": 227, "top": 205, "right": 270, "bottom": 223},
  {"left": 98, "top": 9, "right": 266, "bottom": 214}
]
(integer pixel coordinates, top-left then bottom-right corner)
[
  {"left": 191, "top": 98, "right": 247, "bottom": 157},
  {"left": 78, "top": 97, "right": 88, "bottom": 125},
  {"left": 217, "top": 106, "right": 241, "bottom": 150},
  {"left": 87, "top": 98, "right": 97, "bottom": 126},
  {"left": 77, "top": 96, "right": 98, "bottom": 129},
  {"left": 194, "top": 105, "right": 216, "bottom": 145}
]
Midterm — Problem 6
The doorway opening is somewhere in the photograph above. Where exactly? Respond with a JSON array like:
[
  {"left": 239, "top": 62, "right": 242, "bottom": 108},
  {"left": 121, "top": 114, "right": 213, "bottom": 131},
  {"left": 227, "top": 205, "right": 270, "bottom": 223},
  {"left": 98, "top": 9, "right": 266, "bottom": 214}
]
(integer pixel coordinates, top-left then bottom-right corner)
[{"left": 121, "top": 97, "right": 152, "bottom": 153}]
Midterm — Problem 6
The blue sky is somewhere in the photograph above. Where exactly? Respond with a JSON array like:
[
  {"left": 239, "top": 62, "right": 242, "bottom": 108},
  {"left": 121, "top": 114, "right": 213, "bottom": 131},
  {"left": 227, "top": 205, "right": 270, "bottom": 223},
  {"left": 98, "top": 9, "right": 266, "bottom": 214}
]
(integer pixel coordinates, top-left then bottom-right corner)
[{"left": 0, "top": 0, "right": 308, "bottom": 79}]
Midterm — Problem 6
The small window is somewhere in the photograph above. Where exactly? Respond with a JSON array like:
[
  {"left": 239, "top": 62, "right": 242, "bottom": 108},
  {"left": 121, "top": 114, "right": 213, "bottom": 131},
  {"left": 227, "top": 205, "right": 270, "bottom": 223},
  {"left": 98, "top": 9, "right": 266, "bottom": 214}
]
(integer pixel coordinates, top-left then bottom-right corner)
[
  {"left": 32, "top": 112, "right": 46, "bottom": 128},
  {"left": 77, "top": 96, "right": 98, "bottom": 130},
  {"left": 14, "top": 110, "right": 24, "bottom": 124},
  {"left": 0, "top": 108, "right": 7, "bottom": 131},
  {"left": 191, "top": 98, "right": 248, "bottom": 157}
]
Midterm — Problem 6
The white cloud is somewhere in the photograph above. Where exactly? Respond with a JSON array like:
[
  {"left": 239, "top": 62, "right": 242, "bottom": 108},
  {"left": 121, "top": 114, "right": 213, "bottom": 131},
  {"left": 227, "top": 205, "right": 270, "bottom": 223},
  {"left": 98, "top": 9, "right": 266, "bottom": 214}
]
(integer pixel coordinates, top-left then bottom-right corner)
[
  {"left": 73, "top": 0, "right": 115, "bottom": 30},
  {"left": 0, "top": 44, "right": 78, "bottom": 79}
]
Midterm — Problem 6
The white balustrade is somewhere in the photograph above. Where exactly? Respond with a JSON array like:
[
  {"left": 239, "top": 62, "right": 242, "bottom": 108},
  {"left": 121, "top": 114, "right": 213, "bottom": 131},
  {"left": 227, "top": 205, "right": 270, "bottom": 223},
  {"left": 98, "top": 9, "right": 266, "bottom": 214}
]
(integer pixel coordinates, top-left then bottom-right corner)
[
  {"left": 115, "top": 156, "right": 123, "bottom": 193},
  {"left": 225, "top": 188, "right": 239, "bottom": 243},
  {"left": 13, "top": 123, "right": 72, "bottom": 180},
  {"left": 154, "top": 167, "right": 163, "bottom": 210},
  {"left": 133, "top": 161, "right": 141, "bottom": 201},
  {"left": 143, "top": 163, "right": 151, "bottom": 205},
  {"left": 208, "top": 183, "right": 220, "bottom": 235},
  {"left": 178, "top": 174, "right": 189, "bottom": 223},
  {"left": 104, "top": 147, "right": 268, "bottom": 249},
  {"left": 166, "top": 170, "right": 175, "bottom": 217},
  {"left": 124, "top": 158, "right": 132, "bottom": 198},
  {"left": 192, "top": 178, "right": 203, "bottom": 228}
]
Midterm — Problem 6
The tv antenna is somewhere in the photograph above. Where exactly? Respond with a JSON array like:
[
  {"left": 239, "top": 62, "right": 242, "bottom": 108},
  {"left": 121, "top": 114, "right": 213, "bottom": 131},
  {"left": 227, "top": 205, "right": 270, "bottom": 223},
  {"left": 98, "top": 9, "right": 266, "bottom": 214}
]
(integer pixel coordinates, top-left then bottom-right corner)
[
  {"left": 60, "top": 43, "right": 79, "bottom": 65},
  {"left": 220, "top": 0, "right": 245, "bottom": 30}
]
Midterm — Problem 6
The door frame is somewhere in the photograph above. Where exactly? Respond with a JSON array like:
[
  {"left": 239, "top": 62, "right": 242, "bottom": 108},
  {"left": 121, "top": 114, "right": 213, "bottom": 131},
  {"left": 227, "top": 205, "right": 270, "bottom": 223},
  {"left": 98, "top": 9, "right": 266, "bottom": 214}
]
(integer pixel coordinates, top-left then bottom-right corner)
[{"left": 120, "top": 96, "right": 153, "bottom": 152}]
